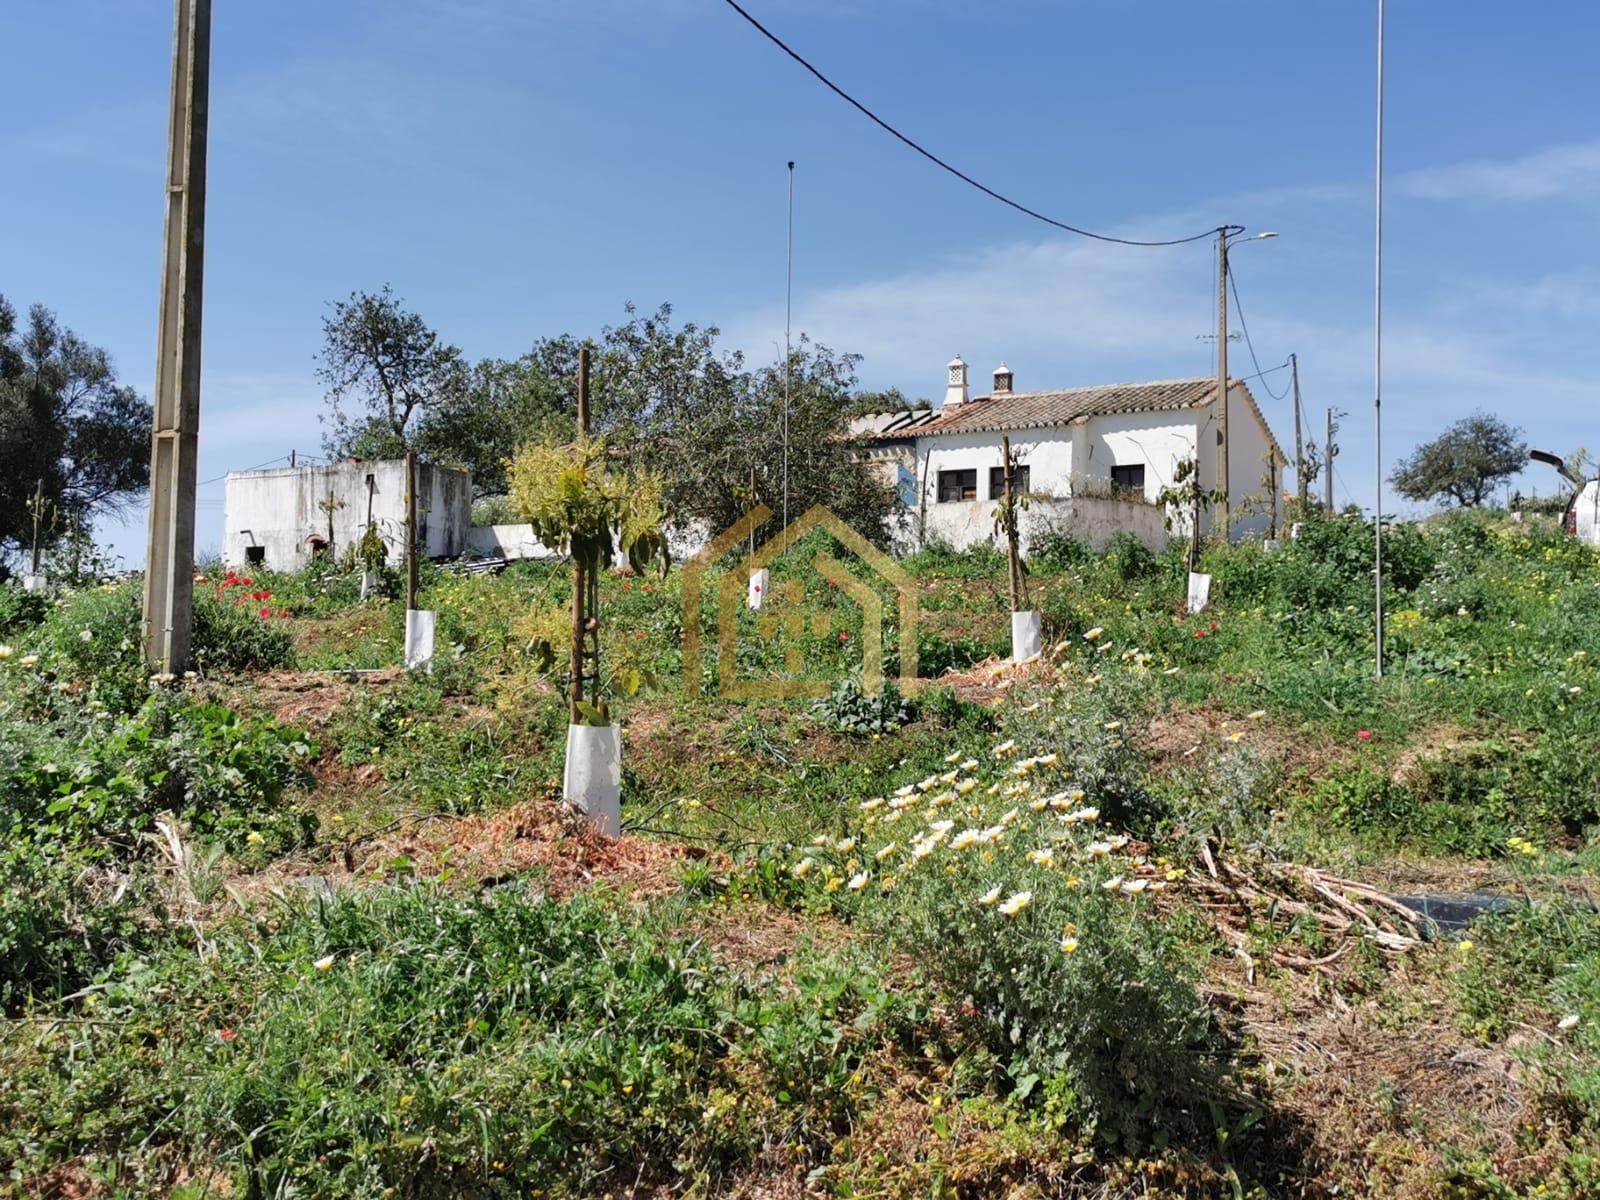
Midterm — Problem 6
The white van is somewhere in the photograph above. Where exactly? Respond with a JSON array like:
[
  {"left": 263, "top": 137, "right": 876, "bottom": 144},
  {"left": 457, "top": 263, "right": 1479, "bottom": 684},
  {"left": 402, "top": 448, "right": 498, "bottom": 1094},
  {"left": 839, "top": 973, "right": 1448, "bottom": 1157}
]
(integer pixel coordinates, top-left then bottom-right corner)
[{"left": 1567, "top": 480, "right": 1600, "bottom": 546}]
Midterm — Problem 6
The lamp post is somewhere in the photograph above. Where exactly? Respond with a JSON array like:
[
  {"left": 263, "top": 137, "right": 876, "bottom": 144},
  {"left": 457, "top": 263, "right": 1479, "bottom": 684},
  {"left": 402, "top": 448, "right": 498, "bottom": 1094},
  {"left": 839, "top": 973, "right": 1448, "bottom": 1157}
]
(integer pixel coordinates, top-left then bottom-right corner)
[{"left": 1215, "top": 227, "right": 1276, "bottom": 541}]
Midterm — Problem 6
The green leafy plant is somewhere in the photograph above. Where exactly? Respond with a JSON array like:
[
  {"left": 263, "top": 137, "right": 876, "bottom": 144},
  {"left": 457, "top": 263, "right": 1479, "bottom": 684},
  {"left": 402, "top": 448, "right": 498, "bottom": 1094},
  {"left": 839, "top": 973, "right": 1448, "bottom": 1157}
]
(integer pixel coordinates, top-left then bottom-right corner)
[
  {"left": 508, "top": 433, "right": 669, "bottom": 726},
  {"left": 811, "top": 675, "right": 913, "bottom": 735}
]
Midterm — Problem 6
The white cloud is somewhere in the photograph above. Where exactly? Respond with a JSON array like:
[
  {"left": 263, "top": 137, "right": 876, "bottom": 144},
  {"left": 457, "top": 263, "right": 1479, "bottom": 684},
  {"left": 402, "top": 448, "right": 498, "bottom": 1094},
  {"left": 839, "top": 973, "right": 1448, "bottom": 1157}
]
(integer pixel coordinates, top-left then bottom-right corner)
[
  {"left": 1397, "top": 138, "right": 1600, "bottom": 203},
  {"left": 727, "top": 232, "right": 1222, "bottom": 397}
]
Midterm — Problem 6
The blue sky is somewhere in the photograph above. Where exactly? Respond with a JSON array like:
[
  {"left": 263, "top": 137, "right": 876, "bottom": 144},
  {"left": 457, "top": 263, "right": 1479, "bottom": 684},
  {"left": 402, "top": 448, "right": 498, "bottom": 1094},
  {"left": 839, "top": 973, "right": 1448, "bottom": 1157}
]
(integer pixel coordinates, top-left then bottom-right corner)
[{"left": 5, "top": 0, "right": 1599, "bottom": 561}]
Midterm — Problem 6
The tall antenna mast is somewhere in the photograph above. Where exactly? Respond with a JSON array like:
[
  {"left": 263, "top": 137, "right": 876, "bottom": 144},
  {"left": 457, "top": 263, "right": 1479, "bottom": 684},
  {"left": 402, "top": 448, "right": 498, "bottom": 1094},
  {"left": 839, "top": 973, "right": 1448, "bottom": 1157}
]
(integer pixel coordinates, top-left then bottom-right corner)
[
  {"left": 783, "top": 160, "right": 795, "bottom": 530},
  {"left": 1373, "top": 0, "right": 1387, "bottom": 679}
]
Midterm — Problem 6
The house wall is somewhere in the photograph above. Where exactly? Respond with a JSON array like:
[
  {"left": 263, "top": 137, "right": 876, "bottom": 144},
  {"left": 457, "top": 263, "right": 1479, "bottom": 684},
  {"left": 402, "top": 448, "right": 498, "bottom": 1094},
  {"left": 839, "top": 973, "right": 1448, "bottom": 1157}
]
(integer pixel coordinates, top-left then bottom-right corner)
[
  {"left": 912, "top": 417, "right": 1199, "bottom": 551},
  {"left": 915, "top": 428, "right": 1074, "bottom": 548},
  {"left": 465, "top": 524, "right": 555, "bottom": 561},
  {"left": 1025, "top": 496, "right": 1173, "bottom": 553},
  {"left": 223, "top": 460, "right": 470, "bottom": 572},
  {"left": 1222, "top": 384, "right": 1282, "bottom": 539},
  {"left": 1074, "top": 411, "right": 1200, "bottom": 503}
]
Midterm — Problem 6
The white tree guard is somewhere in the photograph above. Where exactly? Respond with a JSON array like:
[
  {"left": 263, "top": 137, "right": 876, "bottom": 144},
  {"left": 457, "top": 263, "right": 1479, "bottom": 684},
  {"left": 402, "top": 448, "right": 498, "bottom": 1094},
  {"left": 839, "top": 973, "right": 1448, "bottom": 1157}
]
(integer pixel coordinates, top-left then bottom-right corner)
[
  {"left": 404, "top": 608, "right": 436, "bottom": 673},
  {"left": 1187, "top": 572, "right": 1212, "bottom": 615},
  {"left": 747, "top": 567, "right": 769, "bottom": 610},
  {"left": 360, "top": 570, "right": 381, "bottom": 601},
  {"left": 564, "top": 722, "right": 622, "bottom": 837},
  {"left": 1011, "top": 610, "right": 1042, "bottom": 663}
]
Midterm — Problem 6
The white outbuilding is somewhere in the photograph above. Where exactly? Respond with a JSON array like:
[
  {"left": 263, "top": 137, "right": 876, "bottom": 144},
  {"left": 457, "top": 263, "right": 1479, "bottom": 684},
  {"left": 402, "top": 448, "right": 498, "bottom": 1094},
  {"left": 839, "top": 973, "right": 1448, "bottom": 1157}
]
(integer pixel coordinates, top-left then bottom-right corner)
[{"left": 222, "top": 459, "right": 471, "bottom": 572}]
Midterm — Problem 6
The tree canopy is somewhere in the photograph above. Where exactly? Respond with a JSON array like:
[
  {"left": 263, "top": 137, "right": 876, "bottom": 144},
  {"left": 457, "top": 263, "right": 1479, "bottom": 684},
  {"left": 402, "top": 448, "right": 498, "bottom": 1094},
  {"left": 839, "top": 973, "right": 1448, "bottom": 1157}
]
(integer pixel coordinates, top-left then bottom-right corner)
[
  {"left": 317, "top": 285, "right": 469, "bottom": 463},
  {"left": 0, "top": 296, "right": 151, "bottom": 570},
  {"left": 1390, "top": 412, "right": 1527, "bottom": 508},
  {"left": 317, "top": 297, "right": 902, "bottom": 544}
]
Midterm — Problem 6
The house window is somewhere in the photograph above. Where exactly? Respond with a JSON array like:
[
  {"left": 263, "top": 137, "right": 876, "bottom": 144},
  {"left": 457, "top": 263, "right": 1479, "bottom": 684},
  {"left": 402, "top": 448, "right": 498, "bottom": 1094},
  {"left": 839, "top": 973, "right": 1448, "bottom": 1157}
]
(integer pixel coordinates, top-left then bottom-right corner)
[
  {"left": 1110, "top": 464, "right": 1145, "bottom": 494},
  {"left": 244, "top": 545, "right": 266, "bottom": 565},
  {"left": 988, "top": 465, "right": 1031, "bottom": 499},
  {"left": 937, "top": 469, "right": 978, "bottom": 502}
]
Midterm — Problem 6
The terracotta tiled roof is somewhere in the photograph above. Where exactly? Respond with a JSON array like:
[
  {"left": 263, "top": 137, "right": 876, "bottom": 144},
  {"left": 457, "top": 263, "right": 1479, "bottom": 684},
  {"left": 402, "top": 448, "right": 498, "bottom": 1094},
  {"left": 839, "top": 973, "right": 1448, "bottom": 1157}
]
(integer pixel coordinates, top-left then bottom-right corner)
[{"left": 914, "top": 377, "right": 1219, "bottom": 436}]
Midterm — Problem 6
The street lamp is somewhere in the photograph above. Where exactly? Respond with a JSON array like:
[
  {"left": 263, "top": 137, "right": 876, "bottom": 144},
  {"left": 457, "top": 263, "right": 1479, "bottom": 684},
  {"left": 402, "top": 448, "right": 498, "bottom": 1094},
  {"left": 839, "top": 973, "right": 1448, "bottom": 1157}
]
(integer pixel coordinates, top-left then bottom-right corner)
[{"left": 1215, "top": 227, "right": 1278, "bottom": 540}]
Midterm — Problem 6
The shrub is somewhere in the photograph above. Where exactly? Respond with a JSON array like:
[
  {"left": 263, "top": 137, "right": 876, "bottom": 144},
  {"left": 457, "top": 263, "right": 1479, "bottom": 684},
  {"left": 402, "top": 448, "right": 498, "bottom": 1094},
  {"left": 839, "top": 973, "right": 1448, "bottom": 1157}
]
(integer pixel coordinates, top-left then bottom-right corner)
[
  {"left": 1029, "top": 529, "right": 1092, "bottom": 572},
  {"left": 1103, "top": 531, "right": 1157, "bottom": 581},
  {"left": 810, "top": 675, "right": 913, "bottom": 735},
  {"left": 790, "top": 670, "right": 1216, "bottom": 1143},
  {"left": 0, "top": 586, "right": 49, "bottom": 635},
  {"left": 1, "top": 689, "right": 317, "bottom": 860}
]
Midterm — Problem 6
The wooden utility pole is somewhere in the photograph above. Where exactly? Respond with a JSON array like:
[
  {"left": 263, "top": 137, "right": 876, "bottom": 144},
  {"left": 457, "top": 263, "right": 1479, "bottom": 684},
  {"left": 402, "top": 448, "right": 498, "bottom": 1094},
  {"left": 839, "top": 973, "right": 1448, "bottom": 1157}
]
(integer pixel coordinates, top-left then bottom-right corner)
[
  {"left": 1291, "top": 354, "right": 1307, "bottom": 511},
  {"left": 569, "top": 347, "right": 592, "bottom": 722},
  {"left": 404, "top": 450, "right": 418, "bottom": 612},
  {"left": 142, "top": 0, "right": 211, "bottom": 672}
]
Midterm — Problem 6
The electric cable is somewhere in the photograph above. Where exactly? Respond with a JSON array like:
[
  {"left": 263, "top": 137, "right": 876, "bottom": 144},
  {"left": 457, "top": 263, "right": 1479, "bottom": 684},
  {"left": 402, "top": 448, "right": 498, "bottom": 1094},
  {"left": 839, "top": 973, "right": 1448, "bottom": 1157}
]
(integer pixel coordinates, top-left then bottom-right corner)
[
  {"left": 1226, "top": 266, "right": 1290, "bottom": 402},
  {"left": 720, "top": 0, "right": 1223, "bottom": 248}
]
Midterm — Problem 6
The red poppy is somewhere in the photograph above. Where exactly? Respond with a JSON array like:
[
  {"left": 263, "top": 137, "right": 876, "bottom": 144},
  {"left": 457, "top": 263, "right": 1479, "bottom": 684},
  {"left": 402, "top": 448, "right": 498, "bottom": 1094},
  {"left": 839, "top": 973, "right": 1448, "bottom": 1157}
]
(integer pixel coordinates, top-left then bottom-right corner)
[
  {"left": 259, "top": 607, "right": 271, "bottom": 618},
  {"left": 1209, "top": 622, "right": 1219, "bottom": 632},
  {"left": 1194, "top": 629, "right": 1206, "bottom": 639},
  {"left": 1357, "top": 729, "right": 1373, "bottom": 742},
  {"left": 277, "top": 609, "right": 289, "bottom": 618},
  {"left": 241, "top": 578, "right": 253, "bottom": 587},
  {"left": 217, "top": 1027, "right": 236, "bottom": 1043},
  {"left": 838, "top": 630, "right": 848, "bottom": 642}
]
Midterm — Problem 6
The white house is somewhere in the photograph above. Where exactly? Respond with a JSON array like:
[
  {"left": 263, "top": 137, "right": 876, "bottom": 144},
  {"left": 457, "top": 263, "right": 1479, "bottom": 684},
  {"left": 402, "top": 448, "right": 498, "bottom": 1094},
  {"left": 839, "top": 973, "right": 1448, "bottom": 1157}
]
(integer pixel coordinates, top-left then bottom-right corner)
[
  {"left": 856, "top": 357, "right": 1286, "bottom": 553},
  {"left": 223, "top": 459, "right": 471, "bottom": 572}
]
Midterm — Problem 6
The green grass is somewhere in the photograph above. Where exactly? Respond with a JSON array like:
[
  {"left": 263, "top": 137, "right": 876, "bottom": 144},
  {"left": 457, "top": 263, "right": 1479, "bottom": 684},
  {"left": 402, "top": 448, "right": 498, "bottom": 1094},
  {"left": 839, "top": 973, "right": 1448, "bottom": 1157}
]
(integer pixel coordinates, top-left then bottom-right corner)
[{"left": 2, "top": 507, "right": 1598, "bottom": 1197}]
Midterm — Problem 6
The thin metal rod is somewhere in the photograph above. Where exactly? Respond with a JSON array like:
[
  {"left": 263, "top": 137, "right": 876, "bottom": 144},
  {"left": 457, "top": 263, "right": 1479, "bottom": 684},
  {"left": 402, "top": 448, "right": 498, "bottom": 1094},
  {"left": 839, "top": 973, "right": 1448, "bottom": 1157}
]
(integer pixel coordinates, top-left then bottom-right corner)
[
  {"left": 783, "top": 160, "right": 794, "bottom": 530},
  {"left": 1374, "top": 0, "right": 1386, "bottom": 680}
]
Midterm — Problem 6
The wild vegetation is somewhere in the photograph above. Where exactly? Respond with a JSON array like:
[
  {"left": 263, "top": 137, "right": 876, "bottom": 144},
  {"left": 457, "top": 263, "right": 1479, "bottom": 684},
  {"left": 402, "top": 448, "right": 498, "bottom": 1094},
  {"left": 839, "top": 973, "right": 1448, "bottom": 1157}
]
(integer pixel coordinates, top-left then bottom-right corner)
[{"left": 1, "top": 508, "right": 1597, "bottom": 1198}]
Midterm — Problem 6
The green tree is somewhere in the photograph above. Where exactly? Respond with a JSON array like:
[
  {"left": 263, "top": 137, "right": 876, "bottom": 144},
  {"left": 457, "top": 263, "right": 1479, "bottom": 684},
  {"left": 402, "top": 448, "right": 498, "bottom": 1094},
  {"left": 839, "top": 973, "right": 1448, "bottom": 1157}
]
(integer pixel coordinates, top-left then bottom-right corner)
[
  {"left": 1391, "top": 412, "right": 1527, "bottom": 508},
  {"left": 415, "top": 345, "right": 575, "bottom": 499},
  {"left": 317, "top": 285, "right": 468, "bottom": 460},
  {"left": 0, "top": 296, "right": 151, "bottom": 571}
]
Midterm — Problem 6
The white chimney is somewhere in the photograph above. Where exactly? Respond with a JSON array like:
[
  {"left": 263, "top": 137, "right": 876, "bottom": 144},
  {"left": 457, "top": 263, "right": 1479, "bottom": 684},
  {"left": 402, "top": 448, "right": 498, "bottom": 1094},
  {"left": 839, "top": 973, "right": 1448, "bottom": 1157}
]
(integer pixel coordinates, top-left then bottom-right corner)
[
  {"left": 944, "top": 355, "right": 969, "bottom": 409},
  {"left": 992, "top": 362, "right": 1013, "bottom": 395}
]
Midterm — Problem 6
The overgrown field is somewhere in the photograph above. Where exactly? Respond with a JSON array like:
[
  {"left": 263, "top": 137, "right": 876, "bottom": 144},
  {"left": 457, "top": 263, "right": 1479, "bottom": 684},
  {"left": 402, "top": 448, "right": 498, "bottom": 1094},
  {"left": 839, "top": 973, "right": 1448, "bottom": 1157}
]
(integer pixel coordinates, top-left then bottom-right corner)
[{"left": 2, "top": 512, "right": 1598, "bottom": 1199}]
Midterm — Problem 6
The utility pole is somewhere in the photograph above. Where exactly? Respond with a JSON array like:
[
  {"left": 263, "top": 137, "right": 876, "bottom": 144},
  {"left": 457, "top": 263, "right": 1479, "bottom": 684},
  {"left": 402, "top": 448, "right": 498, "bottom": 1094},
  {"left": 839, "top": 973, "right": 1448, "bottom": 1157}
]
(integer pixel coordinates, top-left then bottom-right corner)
[
  {"left": 569, "top": 346, "right": 592, "bottom": 723},
  {"left": 142, "top": 0, "right": 211, "bottom": 672},
  {"left": 1216, "top": 229, "right": 1230, "bottom": 542},
  {"left": 1324, "top": 407, "right": 1338, "bottom": 513},
  {"left": 1373, "top": 0, "right": 1387, "bottom": 680},
  {"left": 404, "top": 450, "right": 418, "bottom": 612},
  {"left": 1291, "top": 354, "right": 1307, "bottom": 511}
]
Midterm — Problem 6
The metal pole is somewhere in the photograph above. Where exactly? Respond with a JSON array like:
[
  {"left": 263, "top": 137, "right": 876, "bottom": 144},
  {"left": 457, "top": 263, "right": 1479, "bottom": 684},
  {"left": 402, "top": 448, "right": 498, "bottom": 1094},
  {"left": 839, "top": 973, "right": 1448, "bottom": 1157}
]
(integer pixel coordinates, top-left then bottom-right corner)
[
  {"left": 1325, "top": 407, "right": 1336, "bottom": 513},
  {"left": 142, "top": 0, "right": 211, "bottom": 673},
  {"left": 1373, "top": 0, "right": 1387, "bottom": 680},
  {"left": 1291, "top": 354, "right": 1306, "bottom": 512},
  {"left": 782, "top": 160, "right": 794, "bottom": 530},
  {"left": 1216, "top": 228, "right": 1230, "bottom": 543}
]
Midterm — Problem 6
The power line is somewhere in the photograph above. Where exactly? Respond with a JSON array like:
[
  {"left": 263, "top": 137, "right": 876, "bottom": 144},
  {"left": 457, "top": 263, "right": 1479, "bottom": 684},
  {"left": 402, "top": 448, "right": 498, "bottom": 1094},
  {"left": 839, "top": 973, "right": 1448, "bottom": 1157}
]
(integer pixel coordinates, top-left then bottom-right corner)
[
  {"left": 720, "top": 0, "right": 1221, "bottom": 248},
  {"left": 1226, "top": 266, "right": 1289, "bottom": 402},
  {"left": 1235, "top": 360, "right": 1290, "bottom": 387}
]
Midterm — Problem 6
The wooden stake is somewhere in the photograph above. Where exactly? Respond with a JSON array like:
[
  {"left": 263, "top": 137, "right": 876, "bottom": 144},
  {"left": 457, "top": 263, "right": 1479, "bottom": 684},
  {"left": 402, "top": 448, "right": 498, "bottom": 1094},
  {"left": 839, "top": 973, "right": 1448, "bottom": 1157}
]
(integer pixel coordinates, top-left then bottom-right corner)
[
  {"left": 404, "top": 449, "right": 418, "bottom": 612},
  {"left": 569, "top": 346, "right": 592, "bottom": 723}
]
